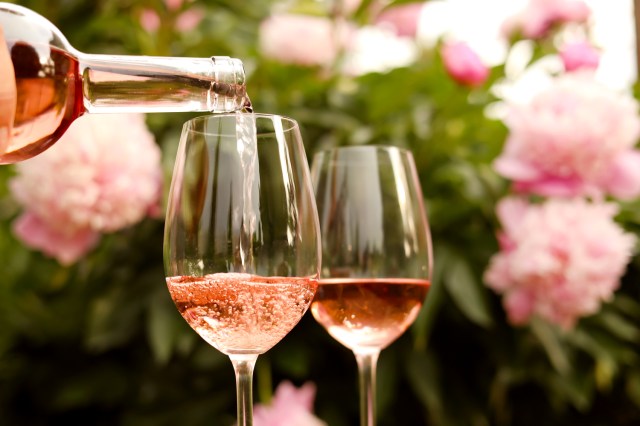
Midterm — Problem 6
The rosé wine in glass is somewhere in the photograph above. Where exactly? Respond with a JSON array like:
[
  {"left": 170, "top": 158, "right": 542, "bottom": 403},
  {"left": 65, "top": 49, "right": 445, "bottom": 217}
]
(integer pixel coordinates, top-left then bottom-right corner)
[
  {"left": 311, "top": 278, "right": 430, "bottom": 351},
  {"left": 167, "top": 273, "right": 318, "bottom": 355},
  {"left": 311, "top": 145, "right": 433, "bottom": 426},
  {"left": 164, "top": 114, "right": 320, "bottom": 426}
]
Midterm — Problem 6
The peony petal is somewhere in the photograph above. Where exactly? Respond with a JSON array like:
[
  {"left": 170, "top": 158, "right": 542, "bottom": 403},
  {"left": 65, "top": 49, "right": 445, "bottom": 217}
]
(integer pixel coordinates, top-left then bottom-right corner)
[
  {"left": 12, "top": 212, "right": 100, "bottom": 266},
  {"left": 559, "top": 41, "right": 600, "bottom": 72},
  {"left": 375, "top": 3, "right": 425, "bottom": 38},
  {"left": 484, "top": 198, "right": 635, "bottom": 329},
  {"left": 513, "top": 176, "right": 586, "bottom": 197},
  {"left": 441, "top": 41, "right": 489, "bottom": 87},
  {"left": 140, "top": 9, "right": 161, "bottom": 32},
  {"left": 496, "top": 197, "right": 529, "bottom": 236},
  {"left": 493, "top": 155, "right": 543, "bottom": 181},
  {"left": 600, "top": 150, "right": 640, "bottom": 200},
  {"left": 252, "top": 381, "right": 326, "bottom": 426},
  {"left": 8, "top": 114, "right": 162, "bottom": 265},
  {"left": 504, "top": 290, "right": 536, "bottom": 325}
]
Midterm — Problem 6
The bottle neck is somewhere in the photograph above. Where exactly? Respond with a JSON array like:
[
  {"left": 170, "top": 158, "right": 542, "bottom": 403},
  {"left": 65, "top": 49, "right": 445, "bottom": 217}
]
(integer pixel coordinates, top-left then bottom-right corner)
[{"left": 77, "top": 53, "right": 247, "bottom": 113}]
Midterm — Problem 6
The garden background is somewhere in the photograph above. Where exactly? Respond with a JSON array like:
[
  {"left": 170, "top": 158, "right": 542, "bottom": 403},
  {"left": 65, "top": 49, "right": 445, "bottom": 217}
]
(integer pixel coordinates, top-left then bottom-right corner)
[{"left": 2, "top": 0, "right": 640, "bottom": 425}]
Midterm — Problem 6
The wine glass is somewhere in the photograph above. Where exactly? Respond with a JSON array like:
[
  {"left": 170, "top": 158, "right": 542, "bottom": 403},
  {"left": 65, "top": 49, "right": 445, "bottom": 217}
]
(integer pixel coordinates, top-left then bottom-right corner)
[
  {"left": 164, "top": 113, "right": 321, "bottom": 426},
  {"left": 310, "top": 145, "right": 433, "bottom": 426}
]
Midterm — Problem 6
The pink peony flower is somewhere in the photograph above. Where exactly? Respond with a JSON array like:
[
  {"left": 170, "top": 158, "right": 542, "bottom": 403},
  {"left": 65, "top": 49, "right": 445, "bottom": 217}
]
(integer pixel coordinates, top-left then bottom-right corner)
[
  {"left": 10, "top": 114, "right": 162, "bottom": 265},
  {"left": 175, "top": 7, "right": 204, "bottom": 32},
  {"left": 259, "top": 13, "right": 352, "bottom": 67},
  {"left": 441, "top": 41, "right": 489, "bottom": 87},
  {"left": 165, "top": 0, "right": 183, "bottom": 11},
  {"left": 375, "top": 2, "right": 425, "bottom": 38},
  {"left": 494, "top": 74, "right": 640, "bottom": 199},
  {"left": 484, "top": 197, "right": 636, "bottom": 329},
  {"left": 559, "top": 41, "right": 600, "bottom": 72},
  {"left": 13, "top": 212, "right": 100, "bottom": 266},
  {"left": 140, "top": 9, "right": 161, "bottom": 32},
  {"left": 502, "top": 0, "right": 591, "bottom": 39},
  {"left": 253, "top": 381, "right": 326, "bottom": 426},
  {"left": 140, "top": 1, "right": 202, "bottom": 33}
]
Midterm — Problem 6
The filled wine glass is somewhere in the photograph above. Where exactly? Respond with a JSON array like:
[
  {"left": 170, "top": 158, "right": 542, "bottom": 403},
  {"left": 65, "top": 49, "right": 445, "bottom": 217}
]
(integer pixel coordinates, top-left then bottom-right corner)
[
  {"left": 310, "top": 145, "right": 433, "bottom": 426},
  {"left": 164, "top": 113, "right": 321, "bottom": 426}
]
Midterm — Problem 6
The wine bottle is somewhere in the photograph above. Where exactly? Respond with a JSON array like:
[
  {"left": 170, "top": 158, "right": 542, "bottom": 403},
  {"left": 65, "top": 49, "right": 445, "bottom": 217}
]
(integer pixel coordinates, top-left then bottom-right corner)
[{"left": 0, "top": 2, "right": 250, "bottom": 164}]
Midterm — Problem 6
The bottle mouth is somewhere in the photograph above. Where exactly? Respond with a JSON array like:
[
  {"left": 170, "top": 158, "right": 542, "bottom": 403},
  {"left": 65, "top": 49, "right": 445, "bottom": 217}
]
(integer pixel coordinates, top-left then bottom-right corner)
[{"left": 210, "top": 56, "right": 248, "bottom": 111}]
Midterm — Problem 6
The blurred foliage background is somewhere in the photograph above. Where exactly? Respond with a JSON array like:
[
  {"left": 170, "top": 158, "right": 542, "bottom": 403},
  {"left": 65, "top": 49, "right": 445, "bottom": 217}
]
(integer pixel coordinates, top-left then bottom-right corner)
[{"left": 2, "top": 0, "right": 640, "bottom": 425}]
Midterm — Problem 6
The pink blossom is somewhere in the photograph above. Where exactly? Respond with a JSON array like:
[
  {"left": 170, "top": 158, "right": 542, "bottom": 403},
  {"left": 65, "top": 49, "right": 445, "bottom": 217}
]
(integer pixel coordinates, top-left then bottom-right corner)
[
  {"left": 441, "top": 41, "right": 489, "bottom": 87},
  {"left": 502, "top": 0, "right": 591, "bottom": 39},
  {"left": 375, "top": 3, "right": 425, "bottom": 38},
  {"left": 253, "top": 381, "right": 326, "bottom": 426},
  {"left": 484, "top": 197, "right": 636, "bottom": 329},
  {"left": 259, "top": 13, "right": 352, "bottom": 67},
  {"left": 494, "top": 74, "right": 640, "bottom": 199},
  {"left": 140, "top": 9, "right": 161, "bottom": 32},
  {"left": 10, "top": 114, "right": 162, "bottom": 265},
  {"left": 559, "top": 41, "right": 600, "bottom": 72},
  {"left": 140, "top": 1, "right": 202, "bottom": 33},
  {"left": 165, "top": 0, "right": 183, "bottom": 11},
  {"left": 13, "top": 212, "right": 100, "bottom": 266},
  {"left": 175, "top": 8, "right": 204, "bottom": 32}
]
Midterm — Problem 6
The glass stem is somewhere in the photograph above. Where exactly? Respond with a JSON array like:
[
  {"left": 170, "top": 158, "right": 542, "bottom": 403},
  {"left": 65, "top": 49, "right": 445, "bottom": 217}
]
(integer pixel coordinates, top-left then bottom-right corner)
[
  {"left": 230, "top": 354, "right": 259, "bottom": 426},
  {"left": 354, "top": 349, "right": 380, "bottom": 426}
]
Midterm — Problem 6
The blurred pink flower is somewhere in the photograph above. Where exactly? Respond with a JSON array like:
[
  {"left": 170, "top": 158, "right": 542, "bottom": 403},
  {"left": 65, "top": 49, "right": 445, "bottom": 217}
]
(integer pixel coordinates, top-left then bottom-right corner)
[
  {"left": 259, "top": 13, "right": 352, "bottom": 67},
  {"left": 253, "top": 381, "right": 326, "bottom": 426},
  {"left": 484, "top": 197, "right": 636, "bottom": 329},
  {"left": 441, "top": 41, "right": 489, "bottom": 87},
  {"left": 10, "top": 114, "right": 162, "bottom": 265},
  {"left": 502, "top": 0, "right": 591, "bottom": 39},
  {"left": 140, "top": 9, "right": 161, "bottom": 32},
  {"left": 494, "top": 74, "right": 640, "bottom": 199},
  {"left": 375, "top": 2, "right": 425, "bottom": 38},
  {"left": 139, "top": 1, "right": 203, "bottom": 33},
  {"left": 13, "top": 212, "right": 100, "bottom": 266},
  {"left": 175, "top": 8, "right": 204, "bottom": 32},
  {"left": 165, "top": 0, "right": 183, "bottom": 11},
  {"left": 559, "top": 41, "right": 600, "bottom": 72}
]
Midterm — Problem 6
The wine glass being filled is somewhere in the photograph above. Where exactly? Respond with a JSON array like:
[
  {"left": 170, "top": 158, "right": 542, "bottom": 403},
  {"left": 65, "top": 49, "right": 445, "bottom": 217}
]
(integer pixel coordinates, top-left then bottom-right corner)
[
  {"left": 311, "top": 145, "right": 433, "bottom": 426},
  {"left": 164, "top": 113, "right": 321, "bottom": 426}
]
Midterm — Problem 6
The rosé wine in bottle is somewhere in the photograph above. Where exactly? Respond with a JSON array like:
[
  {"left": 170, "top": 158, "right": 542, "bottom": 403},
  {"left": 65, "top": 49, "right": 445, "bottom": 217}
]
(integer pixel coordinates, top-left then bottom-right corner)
[
  {"left": 0, "top": 3, "right": 249, "bottom": 163},
  {"left": 311, "top": 278, "right": 430, "bottom": 350},
  {"left": 167, "top": 273, "right": 318, "bottom": 355}
]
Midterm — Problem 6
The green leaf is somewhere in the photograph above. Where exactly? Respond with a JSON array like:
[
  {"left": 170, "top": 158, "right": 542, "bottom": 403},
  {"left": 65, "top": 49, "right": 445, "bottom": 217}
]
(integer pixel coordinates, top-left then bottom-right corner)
[
  {"left": 625, "top": 369, "right": 640, "bottom": 407},
  {"left": 405, "top": 352, "right": 444, "bottom": 425},
  {"left": 147, "top": 292, "right": 185, "bottom": 364},
  {"left": 443, "top": 250, "right": 494, "bottom": 327},
  {"left": 596, "top": 309, "right": 640, "bottom": 343},
  {"left": 412, "top": 241, "right": 450, "bottom": 350},
  {"left": 530, "top": 319, "right": 571, "bottom": 375}
]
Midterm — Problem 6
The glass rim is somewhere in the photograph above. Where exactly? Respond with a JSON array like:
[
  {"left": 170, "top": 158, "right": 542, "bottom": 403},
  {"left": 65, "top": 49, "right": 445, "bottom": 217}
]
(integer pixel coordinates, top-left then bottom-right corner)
[
  {"left": 313, "top": 144, "right": 414, "bottom": 158},
  {"left": 182, "top": 113, "right": 300, "bottom": 136}
]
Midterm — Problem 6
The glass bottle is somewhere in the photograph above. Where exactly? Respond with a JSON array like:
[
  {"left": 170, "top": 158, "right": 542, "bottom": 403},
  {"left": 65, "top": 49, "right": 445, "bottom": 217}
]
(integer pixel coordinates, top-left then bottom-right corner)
[{"left": 0, "top": 2, "right": 250, "bottom": 164}]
